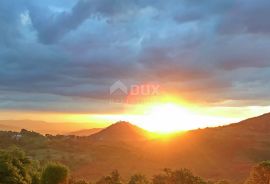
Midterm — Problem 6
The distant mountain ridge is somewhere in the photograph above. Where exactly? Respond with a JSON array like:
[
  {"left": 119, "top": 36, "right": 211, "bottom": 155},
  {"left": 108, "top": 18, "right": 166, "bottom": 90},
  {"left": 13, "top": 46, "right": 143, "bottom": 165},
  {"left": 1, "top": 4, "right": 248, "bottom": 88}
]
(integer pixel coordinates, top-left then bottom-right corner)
[
  {"left": 0, "top": 124, "right": 19, "bottom": 131},
  {"left": 67, "top": 128, "right": 103, "bottom": 136},
  {"left": 0, "top": 120, "right": 99, "bottom": 135}
]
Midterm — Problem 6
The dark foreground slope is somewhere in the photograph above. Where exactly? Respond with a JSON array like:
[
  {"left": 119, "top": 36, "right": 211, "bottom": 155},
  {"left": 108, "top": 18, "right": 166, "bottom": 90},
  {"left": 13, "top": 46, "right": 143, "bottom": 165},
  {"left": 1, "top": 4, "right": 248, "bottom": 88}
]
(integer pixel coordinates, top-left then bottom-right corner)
[
  {"left": 146, "top": 113, "right": 270, "bottom": 183},
  {"left": 1, "top": 113, "right": 270, "bottom": 183}
]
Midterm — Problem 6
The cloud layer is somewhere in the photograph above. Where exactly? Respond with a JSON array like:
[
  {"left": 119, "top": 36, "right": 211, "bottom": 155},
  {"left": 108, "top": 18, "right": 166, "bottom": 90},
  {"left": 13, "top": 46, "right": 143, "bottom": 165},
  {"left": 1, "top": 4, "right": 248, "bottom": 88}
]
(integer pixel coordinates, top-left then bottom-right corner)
[{"left": 0, "top": 0, "right": 270, "bottom": 113}]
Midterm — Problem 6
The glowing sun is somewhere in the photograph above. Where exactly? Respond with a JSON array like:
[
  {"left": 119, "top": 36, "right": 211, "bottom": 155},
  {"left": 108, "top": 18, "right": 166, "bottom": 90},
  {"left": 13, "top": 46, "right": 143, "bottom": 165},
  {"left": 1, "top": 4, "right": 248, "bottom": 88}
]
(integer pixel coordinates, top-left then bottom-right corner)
[{"left": 138, "top": 103, "right": 200, "bottom": 133}]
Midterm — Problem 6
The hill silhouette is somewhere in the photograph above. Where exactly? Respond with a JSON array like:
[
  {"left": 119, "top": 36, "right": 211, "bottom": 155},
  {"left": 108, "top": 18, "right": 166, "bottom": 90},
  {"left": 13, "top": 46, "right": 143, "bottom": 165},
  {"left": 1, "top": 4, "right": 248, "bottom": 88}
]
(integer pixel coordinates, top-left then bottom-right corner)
[
  {"left": 224, "top": 112, "right": 270, "bottom": 132},
  {"left": 89, "top": 121, "right": 150, "bottom": 141}
]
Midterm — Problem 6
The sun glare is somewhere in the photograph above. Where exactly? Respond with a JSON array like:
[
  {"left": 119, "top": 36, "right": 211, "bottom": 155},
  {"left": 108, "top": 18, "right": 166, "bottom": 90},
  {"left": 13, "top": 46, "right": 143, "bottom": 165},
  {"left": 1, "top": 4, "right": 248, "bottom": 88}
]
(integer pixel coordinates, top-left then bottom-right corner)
[
  {"left": 138, "top": 103, "right": 198, "bottom": 133},
  {"left": 132, "top": 102, "right": 243, "bottom": 133},
  {"left": 90, "top": 102, "right": 246, "bottom": 133}
]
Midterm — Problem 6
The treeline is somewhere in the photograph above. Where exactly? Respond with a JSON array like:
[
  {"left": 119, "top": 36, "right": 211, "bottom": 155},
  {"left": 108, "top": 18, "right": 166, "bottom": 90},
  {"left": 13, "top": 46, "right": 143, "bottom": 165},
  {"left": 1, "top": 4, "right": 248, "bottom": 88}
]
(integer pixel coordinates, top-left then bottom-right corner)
[{"left": 0, "top": 147, "right": 269, "bottom": 184}]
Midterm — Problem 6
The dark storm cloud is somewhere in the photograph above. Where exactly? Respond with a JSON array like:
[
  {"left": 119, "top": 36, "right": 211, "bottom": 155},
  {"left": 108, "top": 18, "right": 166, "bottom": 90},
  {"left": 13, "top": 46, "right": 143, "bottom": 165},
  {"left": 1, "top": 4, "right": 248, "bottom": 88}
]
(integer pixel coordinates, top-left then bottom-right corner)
[
  {"left": 29, "top": 0, "right": 146, "bottom": 44},
  {"left": 0, "top": 0, "right": 26, "bottom": 46},
  {"left": 218, "top": 0, "right": 270, "bottom": 34},
  {"left": 0, "top": 0, "right": 270, "bottom": 112}
]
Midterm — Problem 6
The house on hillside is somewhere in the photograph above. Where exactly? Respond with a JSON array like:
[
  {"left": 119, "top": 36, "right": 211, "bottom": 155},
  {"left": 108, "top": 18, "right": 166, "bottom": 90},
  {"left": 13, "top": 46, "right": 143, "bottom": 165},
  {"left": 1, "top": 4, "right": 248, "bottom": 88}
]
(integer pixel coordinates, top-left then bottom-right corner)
[{"left": 12, "top": 134, "right": 22, "bottom": 141}]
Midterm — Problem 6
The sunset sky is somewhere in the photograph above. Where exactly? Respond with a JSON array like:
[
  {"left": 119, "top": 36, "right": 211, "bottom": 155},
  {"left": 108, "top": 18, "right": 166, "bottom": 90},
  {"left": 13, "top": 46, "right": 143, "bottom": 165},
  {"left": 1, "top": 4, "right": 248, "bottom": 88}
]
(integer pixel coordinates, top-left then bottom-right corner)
[{"left": 1, "top": 0, "right": 270, "bottom": 132}]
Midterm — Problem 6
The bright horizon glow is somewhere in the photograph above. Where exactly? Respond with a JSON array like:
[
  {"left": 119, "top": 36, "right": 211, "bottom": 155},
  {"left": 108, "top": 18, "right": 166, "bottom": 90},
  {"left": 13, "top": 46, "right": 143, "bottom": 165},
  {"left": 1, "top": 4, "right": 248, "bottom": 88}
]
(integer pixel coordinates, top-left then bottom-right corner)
[
  {"left": 90, "top": 103, "right": 247, "bottom": 133},
  {"left": 90, "top": 103, "right": 270, "bottom": 133},
  {"left": 1, "top": 103, "right": 270, "bottom": 133},
  {"left": 130, "top": 103, "right": 240, "bottom": 133}
]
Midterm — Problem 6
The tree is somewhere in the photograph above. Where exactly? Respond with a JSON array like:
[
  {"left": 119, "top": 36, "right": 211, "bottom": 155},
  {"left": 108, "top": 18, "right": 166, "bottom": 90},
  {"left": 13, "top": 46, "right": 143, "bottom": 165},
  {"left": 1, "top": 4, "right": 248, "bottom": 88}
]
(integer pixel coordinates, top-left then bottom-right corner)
[
  {"left": 96, "top": 170, "right": 122, "bottom": 184},
  {"left": 245, "top": 161, "right": 270, "bottom": 184},
  {"left": 41, "top": 162, "right": 69, "bottom": 184},
  {"left": 0, "top": 147, "right": 38, "bottom": 184},
  {"left": 31, "top": 173, "right": 41, "bottom": 184},
  {"left": 128, "top": 174, "right": 149, "bottom": 184},
  {"left": 152, "top": 168, "right": 207, "bottom": 184}
]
